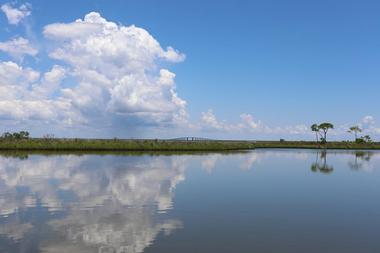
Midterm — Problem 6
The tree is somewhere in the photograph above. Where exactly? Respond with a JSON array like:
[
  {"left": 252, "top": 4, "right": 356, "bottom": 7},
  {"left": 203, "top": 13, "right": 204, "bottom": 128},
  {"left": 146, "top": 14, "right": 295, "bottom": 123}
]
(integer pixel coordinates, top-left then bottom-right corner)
[
  {"left": 348, "top": 126, "right": 362, "bottom": 141},
  {"left": 318, "top": 123, "right": 334, "bottom": 143},
  {"left": 363, "top": 135, "right": 372, "bottom": 143},
  {"left": 1, "top": 131, "right": 30, "bottom": 140},
  {"left": 12, "top": 131, "right": 29, "bottom": 139},
  {"left": 311, "top": 124, "right": 320, "bottom": 143},
  {"left": 1, "top": 132, "right": 12, "bottom": 139},
  {"left": 12, "top": 132, "right": 21, "bottom": 139},
  {"left": 19, "top": 131, "right": 29, "bottom": 139}
]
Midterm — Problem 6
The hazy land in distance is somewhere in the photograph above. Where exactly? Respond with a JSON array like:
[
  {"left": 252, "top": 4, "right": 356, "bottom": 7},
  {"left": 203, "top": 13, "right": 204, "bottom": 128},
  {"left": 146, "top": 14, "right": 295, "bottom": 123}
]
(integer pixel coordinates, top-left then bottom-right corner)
[{"left": 0, "top": 138, "right": 380, "bottom": 151}]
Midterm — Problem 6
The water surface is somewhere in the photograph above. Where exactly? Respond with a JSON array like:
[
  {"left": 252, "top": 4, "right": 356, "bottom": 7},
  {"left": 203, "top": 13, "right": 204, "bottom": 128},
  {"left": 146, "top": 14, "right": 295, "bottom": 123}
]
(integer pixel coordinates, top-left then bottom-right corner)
[{"left": 0, "top": 149, "right": 379, "bottom": 253}]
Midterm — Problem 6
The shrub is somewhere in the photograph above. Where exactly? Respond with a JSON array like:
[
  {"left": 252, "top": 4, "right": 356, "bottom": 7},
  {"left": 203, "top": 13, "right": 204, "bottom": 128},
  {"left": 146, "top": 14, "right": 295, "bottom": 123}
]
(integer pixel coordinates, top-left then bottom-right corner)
[
  {"left": 355, "top": 138, "right": 365, "bottom": 144},
  {"left": 1, "top": 131, "right": 30, "bottom": 140}
]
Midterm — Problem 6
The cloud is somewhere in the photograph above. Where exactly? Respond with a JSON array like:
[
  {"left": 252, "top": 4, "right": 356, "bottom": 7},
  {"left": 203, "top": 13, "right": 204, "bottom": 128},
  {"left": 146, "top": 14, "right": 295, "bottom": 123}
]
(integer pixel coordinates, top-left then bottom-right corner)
[
  {"left": 31, "top": 65, "right": 66, "bottom": 97},
  {"left": 0, "top": 37, "right": 38, "bottom": 59},
  {"left": 200, "top": 110, "right": 309, "bottom": 137},
  {"left": 0, "top": 60, "right": 39, "bottom": 85},
  {"left": 43, "top": 22, "right": 103, "bottom": 40},
  {"left": 362, "top": 115, "right": 375, "bottom": 127},
  {"left": 0, "top": 100, "right": 85, "bottom": 124},
  {"left": 240, "top": 113, "right": 309, "bottom": 136},
  {"left": 1, "top": 3, "right": 31, "bottom": 25},
  {"left": 0, "top": 61, "right": 85, "bottom": 125},
  {"left": 43, "top": 12, "right": 186, "bottom": 65},
  {"left": 0, "top": 12, "right": 187, "bottom": 135},
  {"left": 43, "top": 12, "right": 187, "bottom": 127},
  {"left": 239, "top": 113, "right": 261, "bottom": 130},
  {"left": 360, "top": 115, "right": 380, "bottom": 135},
  {"left": 0, "top": 61, "right": 39, "bottom": 99},
  {"left": 201, "top": 109, "right": 230, "bottom": 131},
  {"left": 268, "top": 124, "right": 309, "bottom": 135}
]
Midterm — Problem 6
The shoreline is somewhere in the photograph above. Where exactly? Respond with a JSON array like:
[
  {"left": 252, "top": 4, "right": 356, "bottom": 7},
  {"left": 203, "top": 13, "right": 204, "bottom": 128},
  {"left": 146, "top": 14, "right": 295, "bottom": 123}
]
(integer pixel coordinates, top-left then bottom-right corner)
[
  {"left": 0, "top": 139, "right": 379, "bottom": 151},
  {"left": 0, "top": 139, "right": 255, "bottom": 151},
  {"left": 254, "top": 141, "right": 380, "bottom": 150}
]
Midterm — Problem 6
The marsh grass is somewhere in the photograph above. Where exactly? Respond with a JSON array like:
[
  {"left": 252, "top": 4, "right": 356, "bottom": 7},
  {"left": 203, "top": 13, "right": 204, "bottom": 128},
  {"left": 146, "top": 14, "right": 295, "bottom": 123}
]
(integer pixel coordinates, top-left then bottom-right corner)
[
  {"left": 0, "top": 139, "right": 379, "bottom": 151},
  {"left": 0, "top": 138, "right": 255, "bottom": 151},
  {"left": 254, "top": 141, "right": 380, "bottom": 150}
]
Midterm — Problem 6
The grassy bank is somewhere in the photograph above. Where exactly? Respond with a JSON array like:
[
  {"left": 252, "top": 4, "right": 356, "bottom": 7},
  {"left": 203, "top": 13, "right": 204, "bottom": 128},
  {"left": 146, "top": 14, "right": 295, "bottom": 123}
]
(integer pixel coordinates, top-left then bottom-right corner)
[
  {"left": 0, "top": 139, "right": 379, "bottom": 151},
  {"left": 0, "top": 138, "right": 255, "bottom": 151},
  {"left": 254, "top": 141, "right": 380, "bottom": 150}
]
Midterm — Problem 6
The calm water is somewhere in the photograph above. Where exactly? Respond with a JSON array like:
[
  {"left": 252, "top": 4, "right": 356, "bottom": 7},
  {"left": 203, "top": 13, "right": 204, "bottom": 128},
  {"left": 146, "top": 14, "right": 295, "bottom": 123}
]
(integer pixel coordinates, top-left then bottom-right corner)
[{"left": 0, "top": 149, "right": 379, "bottom": 253}]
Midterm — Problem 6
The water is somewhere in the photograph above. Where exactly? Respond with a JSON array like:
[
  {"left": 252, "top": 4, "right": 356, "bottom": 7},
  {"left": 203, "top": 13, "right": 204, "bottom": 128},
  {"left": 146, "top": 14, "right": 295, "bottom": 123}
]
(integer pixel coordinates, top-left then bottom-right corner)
[{"left": 0, "top": 149, "right": 379, "bottom": 253}]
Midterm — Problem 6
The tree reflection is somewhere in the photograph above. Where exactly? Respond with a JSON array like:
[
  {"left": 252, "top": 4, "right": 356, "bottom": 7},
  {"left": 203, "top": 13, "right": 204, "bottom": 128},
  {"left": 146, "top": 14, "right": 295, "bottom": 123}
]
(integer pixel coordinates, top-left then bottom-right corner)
[
  {"left": 310, "top": 151, "right": 334, "bottom": 174},
  {"left": 348, "top": 151, "right": 373, "bottom": 171}
]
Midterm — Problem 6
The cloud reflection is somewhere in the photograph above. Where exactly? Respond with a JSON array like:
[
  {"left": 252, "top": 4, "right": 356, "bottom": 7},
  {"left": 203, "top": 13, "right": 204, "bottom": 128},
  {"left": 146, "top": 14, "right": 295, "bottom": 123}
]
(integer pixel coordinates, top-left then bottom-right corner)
[
  {"left": 0, "top": 150, "right": 379, "bottom": 252},
  {"left": 0, "top": 154, "right": 186, "bottom": 253}
]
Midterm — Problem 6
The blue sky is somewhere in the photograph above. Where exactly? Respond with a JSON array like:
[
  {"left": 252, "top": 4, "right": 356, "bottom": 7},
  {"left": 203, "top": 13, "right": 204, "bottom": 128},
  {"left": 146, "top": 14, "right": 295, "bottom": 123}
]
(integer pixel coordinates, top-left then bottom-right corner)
[{"left": 0, "top": 0, "right": 379, "bottom": 140}]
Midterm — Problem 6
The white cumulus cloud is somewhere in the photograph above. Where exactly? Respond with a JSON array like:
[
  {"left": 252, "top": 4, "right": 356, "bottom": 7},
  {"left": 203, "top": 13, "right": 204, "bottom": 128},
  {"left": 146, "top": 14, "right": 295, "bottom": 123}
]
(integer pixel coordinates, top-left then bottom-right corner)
[
  {"left": 201, "top": 109, "right": 232, "bottom": 131},
  {"left": 0, "top": 61, "right": 85, "bottom": 125},
  {"left": 0, "top": 37, "right": 38, "bottom": 59},
  {"left": 43, "top": 12, "right": 187, "bottom": 128},
  {"left": 360, "top": 115, "right": 380, "bottom": 135},
  {"left": 0, "top": 61, "right": 39, "bottom": 99},
  {"left": 362, "top": 115, "right": 375, "bottom": 126},
  {"left": 240, "top": 113, "right": 261, "bottom": 130},
  {"left": 1, "top": 3, "right": 31, "bottom": 25},
  {"left": 0, "top": 12, "right": 187, "bottom": 135},
  {"left": 200, "top": 110, "right": 309, "bottom": 136}
]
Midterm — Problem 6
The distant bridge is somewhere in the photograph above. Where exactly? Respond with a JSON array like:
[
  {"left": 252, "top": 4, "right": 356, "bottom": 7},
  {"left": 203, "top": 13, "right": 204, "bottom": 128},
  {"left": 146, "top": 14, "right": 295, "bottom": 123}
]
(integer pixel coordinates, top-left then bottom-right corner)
[{"left": 169, "top": 137, "right": 213, "bottom": 141}]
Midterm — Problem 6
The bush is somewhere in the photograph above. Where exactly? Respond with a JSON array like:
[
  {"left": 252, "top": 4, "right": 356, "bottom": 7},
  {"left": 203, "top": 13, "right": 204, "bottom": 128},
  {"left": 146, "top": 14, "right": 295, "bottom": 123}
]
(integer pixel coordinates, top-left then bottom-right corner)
[
  {"left": 1, "top": 131, "right": 30, "bottom": 140},
  {"left": 355, "top": 138, "right": 365, "bottom": 144},
  {"left": 364, "top": 135, "right": 372, "bottom": 143},
  {"left": 1, "top": 132, "right": 12, "bottom": 139},
  {"left": 356, "top": 136, "right": 372, "bottom": 144}
]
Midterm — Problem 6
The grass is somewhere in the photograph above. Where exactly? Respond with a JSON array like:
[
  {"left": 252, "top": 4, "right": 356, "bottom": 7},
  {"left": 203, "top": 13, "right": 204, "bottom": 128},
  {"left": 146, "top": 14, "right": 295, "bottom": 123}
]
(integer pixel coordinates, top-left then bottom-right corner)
[
  {"left": 254, "top": 141, "right": 380, "bottom": 150},
  {"left": 0, "top": 138, "right": 255, "bottom": 151},
  {"left": 0, "top": 138, "right": 379, "bottom": 151}
]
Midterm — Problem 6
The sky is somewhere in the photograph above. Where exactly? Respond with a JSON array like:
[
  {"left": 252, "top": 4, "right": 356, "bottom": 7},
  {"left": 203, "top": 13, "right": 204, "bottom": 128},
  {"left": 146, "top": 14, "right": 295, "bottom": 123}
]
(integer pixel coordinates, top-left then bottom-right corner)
[{"left": 0, "top": 0, "right": 379, "bottom": 140}]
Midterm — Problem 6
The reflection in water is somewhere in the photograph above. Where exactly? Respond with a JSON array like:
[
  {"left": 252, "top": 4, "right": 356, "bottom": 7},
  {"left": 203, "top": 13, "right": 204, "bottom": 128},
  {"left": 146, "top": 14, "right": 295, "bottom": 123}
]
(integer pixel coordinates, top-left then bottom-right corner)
[
  {"left": 310, "top": 151, "right": 334, "bottom": 174},
  {"left": 1, "top": 150, "right": 380, "bottom": 253},
  {"left": 0, "top": 155, "right": 186, "bottom": 253},
  {"left": 310, "top": 150, "right": 378, "bottom": 174},
  {"left": 348, "top": 151, "right": 373, "bottom": 171},
  {"left": 201, "top": 154, "right": 220, "bottom": 174},
  {"left": 200, "top": 152, "right": 260, "bottom": 173}
]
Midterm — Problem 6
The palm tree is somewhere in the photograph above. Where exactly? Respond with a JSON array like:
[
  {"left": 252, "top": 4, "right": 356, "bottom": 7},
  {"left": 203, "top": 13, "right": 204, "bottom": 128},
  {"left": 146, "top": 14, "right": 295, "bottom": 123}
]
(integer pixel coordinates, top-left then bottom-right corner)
[
  {"left": 311, "top": 124, "right": 320, "bottom": 143},
  {"left": 348, "top": 126, "right": 362, "bottom": 141},
  {"left": 318, "top": 123, "right": 334, "bottom": 143}
]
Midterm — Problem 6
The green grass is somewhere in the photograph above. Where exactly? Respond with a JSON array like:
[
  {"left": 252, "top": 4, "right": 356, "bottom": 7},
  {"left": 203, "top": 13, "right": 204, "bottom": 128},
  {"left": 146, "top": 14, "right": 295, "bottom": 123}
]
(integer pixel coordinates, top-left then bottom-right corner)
[
  {"left": 254, "top": 141, "right": 380, "bottom": 150},
  {"left": 0, "top": 138, "right": 255, "bottom": 151},
  {"left": 0, "top": 139, "right": 379, "bottom": 151}
]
